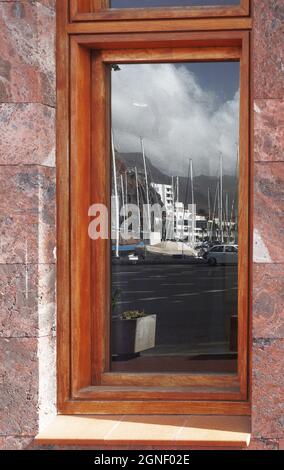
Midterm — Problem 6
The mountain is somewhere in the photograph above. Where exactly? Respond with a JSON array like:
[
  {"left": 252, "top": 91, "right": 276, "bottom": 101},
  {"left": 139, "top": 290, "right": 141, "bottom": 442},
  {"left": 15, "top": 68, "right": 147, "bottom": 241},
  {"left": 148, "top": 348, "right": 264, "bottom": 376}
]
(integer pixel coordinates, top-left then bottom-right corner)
[
  {"left": 116, "top": 152, "right": 170, "bottom": 185},
  {"left": 115, "top": 151, "right": 238, "bottom": 216}
]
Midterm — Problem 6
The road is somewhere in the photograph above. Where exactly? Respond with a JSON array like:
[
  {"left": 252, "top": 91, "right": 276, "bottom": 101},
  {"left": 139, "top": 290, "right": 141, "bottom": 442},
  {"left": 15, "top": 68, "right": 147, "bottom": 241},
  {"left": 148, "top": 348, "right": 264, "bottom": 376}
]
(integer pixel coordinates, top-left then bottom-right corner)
[{"left": 112, "top": 261, "right": 238, "bottom": 356}]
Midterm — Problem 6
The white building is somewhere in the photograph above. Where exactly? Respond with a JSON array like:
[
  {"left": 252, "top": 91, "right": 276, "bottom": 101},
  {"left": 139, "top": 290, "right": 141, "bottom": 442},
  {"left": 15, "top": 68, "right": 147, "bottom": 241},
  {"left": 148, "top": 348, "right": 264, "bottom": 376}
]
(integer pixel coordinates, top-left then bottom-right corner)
[
  {"left": 151, "top": 182, "right": 197, "bottom": 242},
  {"left": 151, "top": 182, "right": 173, "bottom": 211}
]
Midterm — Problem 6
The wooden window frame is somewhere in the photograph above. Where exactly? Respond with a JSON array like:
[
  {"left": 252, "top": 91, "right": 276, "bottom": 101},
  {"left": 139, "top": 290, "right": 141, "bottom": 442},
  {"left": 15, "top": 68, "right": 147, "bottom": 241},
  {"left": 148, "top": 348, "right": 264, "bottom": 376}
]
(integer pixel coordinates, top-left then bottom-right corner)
[
  {"left": 70, "top": 0, "right": 250, "bottom": 22},
  {"left": 57, "top": 0, "right": 252, "bottom": 416}
]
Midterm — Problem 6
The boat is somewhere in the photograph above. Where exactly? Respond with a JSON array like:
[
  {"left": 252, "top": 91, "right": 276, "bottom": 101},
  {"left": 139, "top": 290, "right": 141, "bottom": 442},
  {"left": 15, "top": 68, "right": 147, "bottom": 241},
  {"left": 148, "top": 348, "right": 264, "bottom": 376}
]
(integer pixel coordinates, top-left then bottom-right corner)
[{"left": 146, "top": 240, "right": 197, "bottom": 258}]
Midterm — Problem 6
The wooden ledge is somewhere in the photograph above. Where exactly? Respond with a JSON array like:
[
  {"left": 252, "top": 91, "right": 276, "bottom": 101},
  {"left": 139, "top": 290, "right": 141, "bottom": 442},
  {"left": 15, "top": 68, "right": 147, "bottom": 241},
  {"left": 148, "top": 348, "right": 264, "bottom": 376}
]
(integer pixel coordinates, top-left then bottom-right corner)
[{"left": 35, "top": 415, "right": 251, "bottom": 448}]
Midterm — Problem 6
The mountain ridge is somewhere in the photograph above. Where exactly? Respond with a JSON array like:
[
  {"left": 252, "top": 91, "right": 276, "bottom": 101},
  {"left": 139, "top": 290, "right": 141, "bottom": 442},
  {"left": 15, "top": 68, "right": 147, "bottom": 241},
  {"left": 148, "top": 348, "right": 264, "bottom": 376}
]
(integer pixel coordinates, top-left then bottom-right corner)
[{"left": 115, "top": 151, "right": 238, "bottom": 216}]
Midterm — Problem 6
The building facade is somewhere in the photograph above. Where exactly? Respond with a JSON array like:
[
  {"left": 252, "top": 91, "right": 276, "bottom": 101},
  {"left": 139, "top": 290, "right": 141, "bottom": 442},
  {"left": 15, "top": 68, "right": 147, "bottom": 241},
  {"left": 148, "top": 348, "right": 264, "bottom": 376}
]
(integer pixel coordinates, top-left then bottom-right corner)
[{"left": 0, "top": 0, "right": 283, "bottom": 450}]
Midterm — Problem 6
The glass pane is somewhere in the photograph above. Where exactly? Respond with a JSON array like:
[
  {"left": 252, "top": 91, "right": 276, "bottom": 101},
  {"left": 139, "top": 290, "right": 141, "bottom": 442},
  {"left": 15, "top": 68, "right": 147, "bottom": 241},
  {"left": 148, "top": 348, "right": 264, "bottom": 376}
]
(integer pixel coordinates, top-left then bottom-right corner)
[
  {"left": 111, "top": 61, "right": 240, "bottom": 373},
  {"left": 111, "top": 1, "right": 240, "bottom": 8}
]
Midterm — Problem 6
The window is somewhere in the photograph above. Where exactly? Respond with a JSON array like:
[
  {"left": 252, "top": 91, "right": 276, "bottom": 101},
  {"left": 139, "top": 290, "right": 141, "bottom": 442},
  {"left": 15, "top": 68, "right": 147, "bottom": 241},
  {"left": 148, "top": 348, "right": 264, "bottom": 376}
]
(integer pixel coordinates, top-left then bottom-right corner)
[
  {"left": 225, "top": 245, "right": 238, "bottom": 253},
  {"left": 57, "top": 0, "right": 251, "bottom": 415},
  {"left": 110, "top": 60, "right": 240, "bottom": 374},
  {"left": 111, "top": 1, "right": 240, "bottom": 7},
  {"left": 211, "top": 246, "right": 225, "bottom": 253},
  {"left": 70, "top": 0, "right": 249, "bottom": 20}
]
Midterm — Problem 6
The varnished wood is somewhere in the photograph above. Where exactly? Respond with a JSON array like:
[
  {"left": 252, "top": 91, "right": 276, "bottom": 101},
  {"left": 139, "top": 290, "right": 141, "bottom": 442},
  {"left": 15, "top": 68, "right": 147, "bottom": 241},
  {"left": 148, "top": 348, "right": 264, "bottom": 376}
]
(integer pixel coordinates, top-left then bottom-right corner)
[
  {"left": 57, "top": 1, "right": 252, "bottom": 416},
  {"left": 70, "top": 37, "right": 92, "bottom": 393},
  {"left": 57, "top": 0, "right": 71, "bottom": 413},
  {"left": 59, "top": 400, "right": 251, "bottom": 415},
  {"left": 91, "top": 53, "right": 111, "bottom": 384},
  {"left": 74, "top": 30, "right": 246, "bottom": 50},
  {"left": 248, "top": 26, "right": 253, "bottom": 405},
  {"left": 237, "top": 32, "right": 250, "bottom": 398},
  {"left": 71, "top": 0, "right": 92, "bottom": 17},
  {"left": 100, "top": 372, "right": 238, "bottom": 388},
  {"left": 71, "top": 0, "right": 249, "bottom": 22},
  {"left": 91, "top": 0, "right": 108, "bottom": 11},
  {"left": 88, "top": 40, "right": 250, "bottom": 407},
  {"left": 101, "top": 46, "right": 241, "bottom": 63},
  {"left": 67, "top": 17, "right": 252, "bottom": 34},
  {"left": 74, "top": 385, "right": 242, "bottom": 402}
]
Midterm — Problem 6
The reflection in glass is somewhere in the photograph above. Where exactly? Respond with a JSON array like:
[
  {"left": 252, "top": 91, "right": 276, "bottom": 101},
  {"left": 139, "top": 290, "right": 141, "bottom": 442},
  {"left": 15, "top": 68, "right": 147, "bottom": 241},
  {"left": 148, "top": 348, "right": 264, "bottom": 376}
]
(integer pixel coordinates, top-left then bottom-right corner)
[
  {"left": 111, "top": 1, "right": 240, "bottom": 8},
  {"left": 110, "top": 62, "right": 240, "bottom": 373}
]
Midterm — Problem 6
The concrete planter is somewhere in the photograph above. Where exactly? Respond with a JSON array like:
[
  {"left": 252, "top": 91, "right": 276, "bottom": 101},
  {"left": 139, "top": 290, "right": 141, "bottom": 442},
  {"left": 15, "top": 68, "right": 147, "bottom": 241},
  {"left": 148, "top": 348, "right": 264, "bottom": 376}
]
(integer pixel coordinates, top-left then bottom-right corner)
[{"left": 112, "top": 314, "right": 157, "bottom": 355}]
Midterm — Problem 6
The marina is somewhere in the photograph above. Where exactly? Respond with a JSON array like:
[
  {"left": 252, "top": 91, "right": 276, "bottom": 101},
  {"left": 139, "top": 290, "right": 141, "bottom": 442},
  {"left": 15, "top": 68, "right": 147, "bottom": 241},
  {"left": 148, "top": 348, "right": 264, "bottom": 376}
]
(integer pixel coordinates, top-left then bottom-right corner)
[{"left": 110, "top": 61, "right": 240, "bottom": 372}]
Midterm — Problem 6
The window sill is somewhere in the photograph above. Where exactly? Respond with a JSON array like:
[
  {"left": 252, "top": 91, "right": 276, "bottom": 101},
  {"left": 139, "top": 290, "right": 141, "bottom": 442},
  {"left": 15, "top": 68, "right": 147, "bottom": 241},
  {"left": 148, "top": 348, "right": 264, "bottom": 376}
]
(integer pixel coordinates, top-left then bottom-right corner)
[{"left": 35, "top": 415, "right": 251, "bottom": 448}]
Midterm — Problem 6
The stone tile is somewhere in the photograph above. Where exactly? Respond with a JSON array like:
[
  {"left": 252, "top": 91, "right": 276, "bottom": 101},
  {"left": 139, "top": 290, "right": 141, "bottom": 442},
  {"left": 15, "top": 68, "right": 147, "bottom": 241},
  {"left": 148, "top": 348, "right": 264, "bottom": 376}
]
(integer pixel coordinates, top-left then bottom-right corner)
[
  {"left": 35, "top": 415, "right": 126, "bottom": 445},
  {"left": 36, "top": 1, "right": 56, "bottom": 10},
  {"left": 32, "top": 444, "right": 210, "bottom": 450},
  {"left": 0, "top": 436, "right": 33, "bottom": 450},
  {"left": 31, "top": 444, "right": 188, "bottom": 450},
  {"left": 253, "top": 0, "right": 284, "bottom": 99},
  {"left": 0, "top": 1, "right": 55, "bottom": 106},
  {"left": 0, "top": 264, "right": 56, "bottom": 338},
  {"left": 0, "top": 337, "right": 39, "bottom": 436},
  {"left": 107, "top": 415, "right": 185, "bottom": 444},
  {"left": 253, "top": 163, "right": 284, "bottom": 263},
  {"left": 36, "top": 2, "right": 56, "bottom": 106},
  {"left": 247, "top": 438, "right": 279, "bottom": 450},
  {"left": 0, "top": 165, "right": 56, "bottom": 264},
  {"left": 253, "top": 264, "right": 284, "bottom": 339},
  {"left": 0, "top": 2, "right": 38, "bottom": 102},
  {"left": 38, "top": 335, "right": 56, "bottom": 430},
  {"left": 0, "top": 103, "right": 55, "bottom": 166},
  {"left": 0, "top": 335, "right": 55, "bottom": 441},
  {"left": 254, "top": 100, "right": 284, "bottom": 162},
  {"left": 279, "top": 439, "right": 284, "bottom": 450},
  {"left": 252, "top": 338, "right": 284, "bottom": 438},
  {"left": 177, "top": 416, "right": 250, "bottom": 447}
]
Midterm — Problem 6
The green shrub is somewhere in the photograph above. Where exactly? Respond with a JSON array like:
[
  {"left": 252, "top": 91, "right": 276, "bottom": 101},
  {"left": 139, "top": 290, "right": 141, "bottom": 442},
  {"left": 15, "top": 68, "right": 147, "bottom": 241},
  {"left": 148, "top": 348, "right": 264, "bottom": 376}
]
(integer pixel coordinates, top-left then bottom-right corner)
[{"left": 120, "top": 310, "right": 146, "bottom": 320}]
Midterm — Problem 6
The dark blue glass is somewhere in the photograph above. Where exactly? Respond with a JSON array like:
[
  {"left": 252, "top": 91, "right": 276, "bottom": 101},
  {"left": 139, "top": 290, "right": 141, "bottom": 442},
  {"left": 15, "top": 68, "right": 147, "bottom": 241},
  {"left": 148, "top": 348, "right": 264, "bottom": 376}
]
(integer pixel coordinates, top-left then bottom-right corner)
[{"left": 111, "top": 1, "right": 239, "bottom": 8}]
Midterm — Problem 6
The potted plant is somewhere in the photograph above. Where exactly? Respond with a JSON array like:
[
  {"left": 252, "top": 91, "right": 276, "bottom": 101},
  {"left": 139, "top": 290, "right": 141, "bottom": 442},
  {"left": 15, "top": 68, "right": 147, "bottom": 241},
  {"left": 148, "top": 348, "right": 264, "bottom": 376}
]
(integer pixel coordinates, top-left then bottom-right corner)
[{"left": 111, "top": 310, "right": 157, "bottom": 356}]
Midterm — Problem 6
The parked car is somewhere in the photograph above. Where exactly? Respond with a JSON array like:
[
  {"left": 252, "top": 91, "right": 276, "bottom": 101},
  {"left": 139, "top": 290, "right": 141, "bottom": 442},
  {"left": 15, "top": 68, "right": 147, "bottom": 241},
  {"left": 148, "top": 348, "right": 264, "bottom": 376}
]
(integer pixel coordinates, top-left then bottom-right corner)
[
  {"left": 207, "top": 244, "right": 238, "bottom": 266},
  {"left": 128, "top": 253, "right": 139, "bottom": 263}
]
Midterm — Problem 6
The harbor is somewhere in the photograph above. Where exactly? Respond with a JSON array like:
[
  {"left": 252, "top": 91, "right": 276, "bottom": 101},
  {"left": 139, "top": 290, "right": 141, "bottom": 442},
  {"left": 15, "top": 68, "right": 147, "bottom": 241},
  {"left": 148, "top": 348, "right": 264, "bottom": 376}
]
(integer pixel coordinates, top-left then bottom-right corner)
[
  {"left": 111, "top": 137, "right": 239, "bottom": 263},
  {"left": 110, "top": 61, "right": 240, "bottom": 372}
]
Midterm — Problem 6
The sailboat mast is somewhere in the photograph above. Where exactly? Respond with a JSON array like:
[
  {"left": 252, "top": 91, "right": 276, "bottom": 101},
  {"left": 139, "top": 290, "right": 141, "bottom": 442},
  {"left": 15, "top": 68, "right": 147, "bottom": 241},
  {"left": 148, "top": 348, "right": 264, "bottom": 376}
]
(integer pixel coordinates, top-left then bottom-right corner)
[
  {"left": 176, "top": 176, "right": 179, "bottom": 203},
  {"left": 208, "top": 187, "right": 211, "bottom": 221},
  {"left": 230, "top": 198, "right": 235, "bottom": 243},
  {"left": 120, "top": 174, "right": 125, "bottom": 238},
  {"left": 208, "top": 187, "right": 211, "bottom": 240},
  {"left": 219, "top": 153, "right": 224, "bottom": 243},
  {"left": 141, "top": 137, "right": 151, "bottom": 235},
  {"left": 226, "top": 193, "right": 229, "bottom": 242},
  {"left": 135, "top": 166, "right": 141, "bottom": 238},
  {"left": 190, "top": 159, "right": 195, "bottom": 246},
  {"left": 211, "top": 182, "right": 219, "bottom": 242},
  {"left": 111, "top": 132, "right": 120, "bottom": 257},
  {"left": 217, "top": 183, "right": 220, "bottom": 241},
  {"left": 125, "top": 171, "right": 128, "bottom": 210}
]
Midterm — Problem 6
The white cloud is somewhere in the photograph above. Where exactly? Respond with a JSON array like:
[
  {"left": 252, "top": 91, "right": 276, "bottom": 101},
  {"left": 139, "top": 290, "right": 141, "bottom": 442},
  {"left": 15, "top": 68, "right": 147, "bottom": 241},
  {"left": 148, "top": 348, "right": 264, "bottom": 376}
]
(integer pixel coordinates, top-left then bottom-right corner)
[{"left": 112, "top": 63, "right": 239, "bottom": 176}]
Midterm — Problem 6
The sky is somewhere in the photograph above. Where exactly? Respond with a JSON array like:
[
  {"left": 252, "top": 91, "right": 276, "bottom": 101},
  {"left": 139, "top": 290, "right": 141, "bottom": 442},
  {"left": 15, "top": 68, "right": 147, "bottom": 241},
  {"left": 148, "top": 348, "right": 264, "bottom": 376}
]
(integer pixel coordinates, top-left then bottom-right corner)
[
  {"left": 111, "top": 62, "right": 240, "bottom": 177},
  {"left": 111, "top": 1, "right": 239, "bottom": 7}
]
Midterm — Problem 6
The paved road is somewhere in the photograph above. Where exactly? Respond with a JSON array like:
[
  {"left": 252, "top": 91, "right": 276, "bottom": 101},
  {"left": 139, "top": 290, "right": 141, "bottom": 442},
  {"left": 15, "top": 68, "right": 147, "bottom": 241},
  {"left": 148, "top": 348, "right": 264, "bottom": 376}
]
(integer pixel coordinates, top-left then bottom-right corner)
[{"left": 112, "top": 262, "right": 238, "bottom": 355}]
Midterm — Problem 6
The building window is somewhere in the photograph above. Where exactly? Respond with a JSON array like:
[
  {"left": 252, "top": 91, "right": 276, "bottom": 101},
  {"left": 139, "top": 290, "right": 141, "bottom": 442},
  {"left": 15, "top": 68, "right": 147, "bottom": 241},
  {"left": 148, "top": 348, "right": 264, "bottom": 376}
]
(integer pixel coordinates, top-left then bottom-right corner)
[
  {"left": 57, "top": 0, "right": 251, "bottom": 415},
  {"left": 111, "top": 1, "right": 240, "bottom": 7},
  {"left": 111, "top": 60, "right": 240, "bottom": 374},
  {"left": 110, "top": 0, "right": 240, "bottom": 8},
  {"left": 70, "top": 0, "right": 249, "bottom": 20}
]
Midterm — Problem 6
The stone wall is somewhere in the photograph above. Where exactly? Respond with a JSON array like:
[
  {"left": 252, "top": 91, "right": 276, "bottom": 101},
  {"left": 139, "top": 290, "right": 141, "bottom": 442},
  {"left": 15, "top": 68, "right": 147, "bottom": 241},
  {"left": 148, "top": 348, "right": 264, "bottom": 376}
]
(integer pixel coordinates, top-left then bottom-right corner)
[
  {"left": 0, "top": 0, "right": 283, "bottom": 450},
  {"left": 250, "top": 0, "right": 284, "bottom": 451},
  {"left": 0, "top": 0, "right": 56, "bottom": 450}
]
